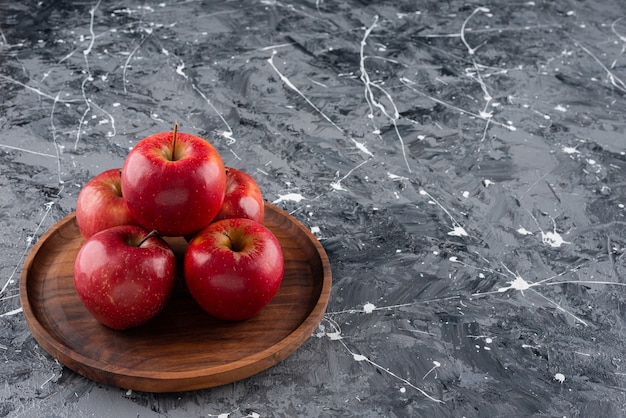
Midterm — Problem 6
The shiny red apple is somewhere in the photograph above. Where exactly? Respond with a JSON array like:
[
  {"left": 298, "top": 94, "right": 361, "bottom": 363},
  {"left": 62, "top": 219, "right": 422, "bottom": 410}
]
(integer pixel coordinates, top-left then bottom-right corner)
[
  {"left": 121, "top": 126, "right": 226, "bottom": 236},
  {"left": 75, "top": 168, "right": 139, "bottom": 238},
  {"left": 213, "top": 167, "right": 265, "bottom": 224},
  {"left": 184, "top": 218, "right": 284, "bottom": 321},
  {"left": 73, "top": 225, "right": 177, "bottom": 330}
]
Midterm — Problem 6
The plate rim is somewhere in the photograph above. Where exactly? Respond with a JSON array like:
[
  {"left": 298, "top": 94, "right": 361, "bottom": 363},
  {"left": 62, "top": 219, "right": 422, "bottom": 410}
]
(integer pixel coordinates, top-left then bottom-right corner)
[{"left": 19, "top": 202, "right": 332, "bottom": 391}]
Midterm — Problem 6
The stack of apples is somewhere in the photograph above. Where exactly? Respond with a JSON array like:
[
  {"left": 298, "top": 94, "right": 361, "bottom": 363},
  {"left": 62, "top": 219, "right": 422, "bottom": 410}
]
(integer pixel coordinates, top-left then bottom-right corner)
[{"left": 73, "top": 126, "right": 284, "bottom": 330}]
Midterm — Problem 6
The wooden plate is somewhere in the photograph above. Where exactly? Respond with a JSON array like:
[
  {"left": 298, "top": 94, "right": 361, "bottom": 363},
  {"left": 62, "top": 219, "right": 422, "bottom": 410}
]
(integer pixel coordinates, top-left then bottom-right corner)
[{"left": 19, "top": 203, "right": 331, "bottom": 393}]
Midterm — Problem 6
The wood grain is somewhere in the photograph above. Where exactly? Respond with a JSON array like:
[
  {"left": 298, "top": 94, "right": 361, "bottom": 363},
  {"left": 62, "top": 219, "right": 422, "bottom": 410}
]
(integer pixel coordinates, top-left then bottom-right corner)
[{"left": 20, "top": 202, "right": 331, "bottom": 393}]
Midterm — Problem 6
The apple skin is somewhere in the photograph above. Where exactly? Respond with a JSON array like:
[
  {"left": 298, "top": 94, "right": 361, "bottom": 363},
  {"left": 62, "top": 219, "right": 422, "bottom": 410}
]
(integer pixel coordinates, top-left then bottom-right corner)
[
  {"left": 184, "top": 218, "right": 284, "bottom": 321},
  {"left": 75, "top": 168, "right": 140, "bottom": 238},
  {"left": 213, "top": 167, "right": 265, "bottom": 224},
  {"left": 73, "top": 225, "right": 177, "bottom": 330},
  {"left": 121, "top": 130, "right": 226, "bottom": 237}
]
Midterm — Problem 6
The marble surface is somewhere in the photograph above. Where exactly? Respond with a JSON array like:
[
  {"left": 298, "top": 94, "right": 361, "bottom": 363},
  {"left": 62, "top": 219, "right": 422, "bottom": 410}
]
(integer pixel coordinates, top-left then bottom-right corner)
[{"left": 1, "top": 0, "right": 626, "bottom": 416}]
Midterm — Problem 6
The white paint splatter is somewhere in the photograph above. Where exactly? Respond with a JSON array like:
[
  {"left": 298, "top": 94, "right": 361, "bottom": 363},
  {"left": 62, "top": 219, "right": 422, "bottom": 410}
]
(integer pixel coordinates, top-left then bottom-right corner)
[
  {"left": 333, "top": 330, "right": 444, "bottom": 403},
  {"left": 189, "top": 83, "right": 235, "bottom": 142},
  {"left": 176, "top": 62, "right": 188, "bottom": 78},
  {"left": 517, "top": 226, "right": 534, "bottom": 235},
  {"left": 419, "top": 189, "right": 469, "bottom": 238},
  {"left": 221, "top": 130, "right": 235, "bottom": 145},
  {"left": 314, "top": 324, "right": 326, "bottom": 338},
  {"left": 330, "top": 160, "right": 369, "bottom": 192},
  {"left": 541, "top": 230, "right": 570, "bottom": 248},
  {"left": 359, "top": 15, "right": 411, "bottom": 172},
  {"left": 1, "top": 202, "right": 55, "bottom": 297},
  {"left": 363, "top": 303, "right": 376, "bottom": 313},
  {"left": 498, "top": 274, "right": 531, "bottom": 293},
  {"left": 423, "top": 360, "right": 441, "bottom": 379},
  {"left": 388, "top": 172, "right": 408, "bottom": 181},
  {"left": 330, "top": 181, "right": 347, "bottom": 191},
  {"left": 522, "top": 344, "right": 540, "bottom": 349},
  {"left": 121, "top": 31, "right": 153, "bottom": 95},
  {"left": 460, "top": 7, "right": 491, "bottom": 55},
  {"left": 273, "top": 193, "right": 306, "bottom": 204},
  {"left": 267, "top": 53, "right": 373, "bottom": 157},
  {"left": 448, "top": 226, "right": 469, "bottom": 237},
  {"left": 0, "top": 307, "right": 23, "bottom": 317},
  {"left": 208, "top": 409, "right": 244, "bottom": 418},
  {"left": 509, "top": 276, "right": 531, "bottom": 291},
  {"left": 400, "top": 77, "right": 516, "bottom": 131},
  {"left": 353, "top": 353, "right": 368, "bottom": 362},
  {"left": 327, "top": 331, "right": 343, "bottom": 340}
]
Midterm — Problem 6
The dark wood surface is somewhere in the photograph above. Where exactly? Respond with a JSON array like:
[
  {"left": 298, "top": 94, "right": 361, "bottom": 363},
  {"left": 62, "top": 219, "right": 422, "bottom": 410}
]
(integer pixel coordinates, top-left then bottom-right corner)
[{"left": 19, "top": 202, "right": 331, "bottom": 393}]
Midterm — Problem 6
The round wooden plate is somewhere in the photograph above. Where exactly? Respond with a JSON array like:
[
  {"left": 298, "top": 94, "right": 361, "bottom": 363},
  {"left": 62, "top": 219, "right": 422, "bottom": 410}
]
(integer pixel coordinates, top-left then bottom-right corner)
[{"left": 19, "top": 203, "right": 331, "bottom": 393}]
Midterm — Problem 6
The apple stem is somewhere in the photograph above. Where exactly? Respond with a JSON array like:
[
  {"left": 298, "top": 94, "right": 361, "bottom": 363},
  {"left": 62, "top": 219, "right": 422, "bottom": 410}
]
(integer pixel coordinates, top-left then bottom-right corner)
[
  {"left": 138, "top": 230, "right": 159, "bottom": 247},
  {"left": 171, "top": 121, "right": 178, "bottom": 161},
  {"left": 221, "top": 231, "right": 236, "bottom": 251},
  {"left": 221, "top": 231, "right": 244, "bottom": 252},
  {"left": 116, "top": 169, "right": 124, "bottom": 197}
]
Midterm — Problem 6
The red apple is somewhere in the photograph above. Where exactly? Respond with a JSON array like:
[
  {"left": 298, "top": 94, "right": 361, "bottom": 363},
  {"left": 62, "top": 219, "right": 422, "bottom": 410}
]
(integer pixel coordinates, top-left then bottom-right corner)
[
  {"left": 73, "top": 225, "right": 177, "bottom": 330},
  {"left": 75, "top": 168, "right": 139, "bottom": 238},
  {"left": 121, "top": 126, "right": 226, "bottom": 236},
  {"left": 184, "top": 218, "right": 284, "bottom": 321},
  {"left": 213, "top": 167, "right": 265, "bottom": 224}
]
